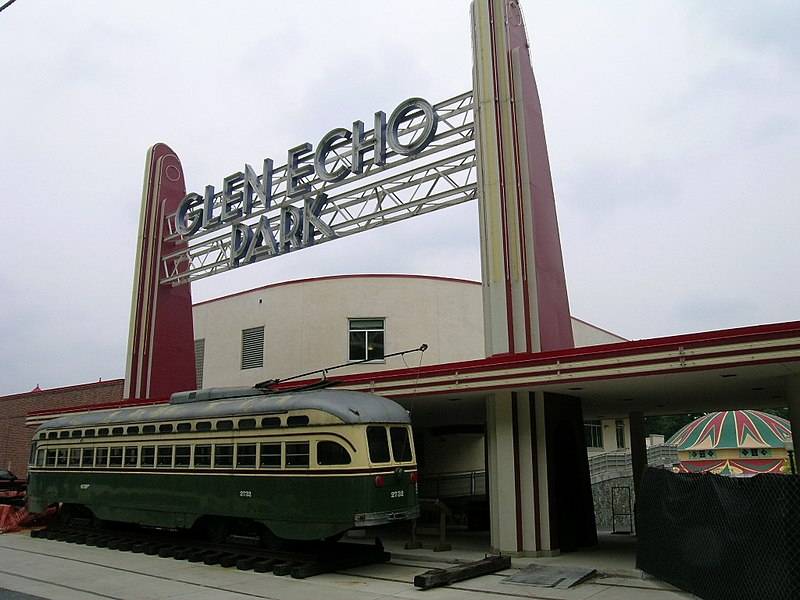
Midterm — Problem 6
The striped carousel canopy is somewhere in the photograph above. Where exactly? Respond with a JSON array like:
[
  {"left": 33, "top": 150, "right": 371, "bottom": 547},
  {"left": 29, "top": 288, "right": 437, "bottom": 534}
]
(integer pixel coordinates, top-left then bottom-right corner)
[
  {"left": 668, "top": 410, "right": 792, "bottom": 476},
  {"left": 668, "top": 410, "right": 791, "bottom": 450}
]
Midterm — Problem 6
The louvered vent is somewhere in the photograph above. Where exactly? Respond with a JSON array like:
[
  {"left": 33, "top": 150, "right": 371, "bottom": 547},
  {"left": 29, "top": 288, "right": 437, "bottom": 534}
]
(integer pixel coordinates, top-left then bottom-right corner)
[
  {"left": 241, "top": 326, "right": 265, "bottom": 370},
  {"left": 194, "top": 338, "right": 205, "bottom": 388}
]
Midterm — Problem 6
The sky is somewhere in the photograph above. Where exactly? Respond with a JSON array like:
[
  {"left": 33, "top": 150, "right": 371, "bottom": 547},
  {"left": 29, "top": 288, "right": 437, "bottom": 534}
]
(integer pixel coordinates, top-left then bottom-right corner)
[{"left": 1, "top": 1, "right": 798, "bottom": 396}]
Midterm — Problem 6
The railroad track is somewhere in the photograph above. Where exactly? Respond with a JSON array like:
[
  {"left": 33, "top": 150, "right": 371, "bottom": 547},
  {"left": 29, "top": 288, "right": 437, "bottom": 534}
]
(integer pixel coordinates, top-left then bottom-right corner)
[{"left": 29, "top": 524, "right": 390, "bottom": 579}]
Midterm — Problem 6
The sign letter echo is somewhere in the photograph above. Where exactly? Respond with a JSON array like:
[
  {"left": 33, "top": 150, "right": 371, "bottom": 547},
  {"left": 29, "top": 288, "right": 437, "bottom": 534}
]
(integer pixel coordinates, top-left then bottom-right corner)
[{"left": 174, "top": 97, "right": 438, "bottom": 269}]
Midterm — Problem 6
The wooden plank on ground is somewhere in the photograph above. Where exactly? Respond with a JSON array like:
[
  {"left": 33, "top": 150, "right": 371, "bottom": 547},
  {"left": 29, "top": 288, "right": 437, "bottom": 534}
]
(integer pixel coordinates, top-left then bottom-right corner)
[{"left": 413, "top": 555, "right": 511, "bottom": 589}]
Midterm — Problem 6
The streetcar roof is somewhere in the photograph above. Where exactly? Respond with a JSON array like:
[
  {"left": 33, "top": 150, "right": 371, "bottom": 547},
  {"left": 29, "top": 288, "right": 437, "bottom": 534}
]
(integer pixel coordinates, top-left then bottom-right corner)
[{"left": 35, "top": 388, "right": 411, "bottom": 431}]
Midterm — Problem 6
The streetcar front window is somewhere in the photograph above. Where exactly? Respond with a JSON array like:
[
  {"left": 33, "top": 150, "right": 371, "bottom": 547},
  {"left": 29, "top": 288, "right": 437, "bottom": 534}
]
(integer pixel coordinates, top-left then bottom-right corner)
[
  {"left": 157, "top": 446, "right": 174, "bottom": 467},
  {"left": 236, "top": 443, "right": 257, "bottom": 468},
  {"left": 317, "top": 441, "right": 351, "bottom": 465},
  {"left": 214, "top": 444, "right": 234, "bottom": 468},
  {"left": 109, "top": 447, "right": 123, "bottom": 467},
  {"left": 367, "top": 427, "right": 390, "bottom": 463},
  {"left": 259, "top": 443, "right": 281, "bottom": 468},
  {"left": 194, "top": 445, "right": 211, "bottom": 467},
  {"left": 141, "top": 446, "right": 155, "bottom": 467},
  {"left": 124, "top": 447, "right": 138, "bottom": 467},
  {"left": 286, "top": 442, "right": 309, "bottom": 468},
  {"left": 174, "top": 445, "right": 191, "bottom": 467},
  {"left": 390, "top": 427, "right": 413, "bottom": 462}
]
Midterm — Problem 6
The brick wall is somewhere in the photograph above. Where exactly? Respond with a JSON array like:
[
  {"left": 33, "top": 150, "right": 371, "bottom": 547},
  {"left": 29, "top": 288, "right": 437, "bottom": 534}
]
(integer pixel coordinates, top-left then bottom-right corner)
[{"left": 0, "top": 380, "right": 124, "bottom": 478}]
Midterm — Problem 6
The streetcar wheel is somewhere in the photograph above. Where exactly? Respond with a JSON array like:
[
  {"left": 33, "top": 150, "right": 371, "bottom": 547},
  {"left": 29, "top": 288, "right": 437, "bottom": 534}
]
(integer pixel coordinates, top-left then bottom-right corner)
[
  {"left": 56, "top": 504, "right": 74, "bottom": 526},
  {"left": 259, "top": 525, "right": 285, "bottom": 550},
  {"left": 206, "top": 518, "right": 230, "bottom": 544}
]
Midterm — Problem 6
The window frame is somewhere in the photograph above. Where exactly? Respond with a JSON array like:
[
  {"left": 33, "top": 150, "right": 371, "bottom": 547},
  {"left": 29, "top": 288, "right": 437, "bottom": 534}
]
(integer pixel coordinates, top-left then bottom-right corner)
[{"left": 348, "top": 318, "right": 385, "bottom": 362}]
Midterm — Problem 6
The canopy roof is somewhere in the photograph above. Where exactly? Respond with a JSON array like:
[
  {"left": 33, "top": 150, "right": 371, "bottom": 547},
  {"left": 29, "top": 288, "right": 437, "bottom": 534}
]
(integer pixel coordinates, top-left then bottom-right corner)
[{"left": 668, "top": 410, "right": 791, "bottom": 451}]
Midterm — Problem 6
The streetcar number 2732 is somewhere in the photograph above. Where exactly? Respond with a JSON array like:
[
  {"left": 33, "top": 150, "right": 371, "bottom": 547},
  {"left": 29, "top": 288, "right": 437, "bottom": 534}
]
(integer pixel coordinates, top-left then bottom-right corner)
[
  {"left": 391, "top": 490, "right": 404, "bottom": 498},
  {"left": 239, "top": 490, "right": 252, "bottom": 498}
]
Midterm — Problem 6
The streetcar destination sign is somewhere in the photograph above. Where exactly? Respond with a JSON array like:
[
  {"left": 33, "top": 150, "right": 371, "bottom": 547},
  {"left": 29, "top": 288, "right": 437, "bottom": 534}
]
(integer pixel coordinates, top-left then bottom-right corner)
[{"left": 174, "top": 97, "right": 438, "bottom": 268}]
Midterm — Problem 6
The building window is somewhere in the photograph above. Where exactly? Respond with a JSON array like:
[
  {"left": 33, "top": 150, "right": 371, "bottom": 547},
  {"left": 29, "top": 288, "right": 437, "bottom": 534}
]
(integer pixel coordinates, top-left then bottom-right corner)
[
  {"left": 194, "top": 338, "right": 205, "bottom": 389},
  {"left": 615, "top": 420, "right": 626, "bottom": 449},
  {"left": 348, "top": 318, "right": 385, "bottom": 362},
  {"left": 584, "top": 421, "right": 603, "bottom": 449},
  {"left": 241, "top": 326, "right": 265, "bottom": 369}
]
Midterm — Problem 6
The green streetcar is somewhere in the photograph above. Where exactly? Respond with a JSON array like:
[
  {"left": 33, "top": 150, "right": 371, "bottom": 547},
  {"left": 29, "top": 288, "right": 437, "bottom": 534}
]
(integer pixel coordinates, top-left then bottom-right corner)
[{"left": 27, "top": 387, "right": 420, "bottom": 545}]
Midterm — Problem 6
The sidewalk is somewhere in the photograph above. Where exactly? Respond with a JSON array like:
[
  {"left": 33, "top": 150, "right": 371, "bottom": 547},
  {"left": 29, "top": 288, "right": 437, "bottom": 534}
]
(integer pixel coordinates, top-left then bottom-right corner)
[{"left": 0, "top": 526, "right": 699, "bottom": 600}]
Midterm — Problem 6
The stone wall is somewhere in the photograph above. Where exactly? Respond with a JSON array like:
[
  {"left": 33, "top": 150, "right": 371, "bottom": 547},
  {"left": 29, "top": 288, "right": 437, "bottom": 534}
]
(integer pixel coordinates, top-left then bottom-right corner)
[{"left": 592, "top": 475, "right": 635, "bottom": 531}]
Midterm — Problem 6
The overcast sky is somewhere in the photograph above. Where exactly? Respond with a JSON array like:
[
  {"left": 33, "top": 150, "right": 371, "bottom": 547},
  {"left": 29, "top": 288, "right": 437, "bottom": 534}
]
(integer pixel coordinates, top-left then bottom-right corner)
[{"left": 1, "top": 1, "right": 798, "bottom": 396}]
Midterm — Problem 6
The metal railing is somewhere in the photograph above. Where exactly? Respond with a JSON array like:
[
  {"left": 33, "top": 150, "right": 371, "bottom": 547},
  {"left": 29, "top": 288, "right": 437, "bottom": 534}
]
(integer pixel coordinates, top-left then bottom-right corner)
[{"left": 418, "top": 470, "right": 486, "bottom": 499}]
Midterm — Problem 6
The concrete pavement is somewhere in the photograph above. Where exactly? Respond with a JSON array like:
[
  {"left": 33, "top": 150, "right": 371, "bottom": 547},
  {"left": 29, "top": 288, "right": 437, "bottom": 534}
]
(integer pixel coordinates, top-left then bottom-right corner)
[{"left": 0, "top": 527, "right": 699, "bottom": 600}]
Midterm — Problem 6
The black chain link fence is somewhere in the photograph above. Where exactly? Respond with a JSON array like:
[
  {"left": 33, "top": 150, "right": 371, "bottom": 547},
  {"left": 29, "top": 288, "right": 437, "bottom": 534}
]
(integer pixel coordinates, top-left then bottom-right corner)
[{"left": 636, "top": 468, "right": 799, "bottom": 600}]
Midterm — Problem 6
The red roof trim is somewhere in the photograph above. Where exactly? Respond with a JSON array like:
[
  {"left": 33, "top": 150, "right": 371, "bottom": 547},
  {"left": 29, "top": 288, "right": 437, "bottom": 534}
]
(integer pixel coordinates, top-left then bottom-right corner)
[{"left": 330, "top": 320, "right": 800, "bottom": 386}]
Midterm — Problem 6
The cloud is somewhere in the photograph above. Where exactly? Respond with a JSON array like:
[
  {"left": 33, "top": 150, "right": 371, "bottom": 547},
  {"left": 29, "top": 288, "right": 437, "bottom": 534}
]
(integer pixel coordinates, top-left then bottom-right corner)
[{"left": 0, "top": 1, "right": 797, "bottom": 395}]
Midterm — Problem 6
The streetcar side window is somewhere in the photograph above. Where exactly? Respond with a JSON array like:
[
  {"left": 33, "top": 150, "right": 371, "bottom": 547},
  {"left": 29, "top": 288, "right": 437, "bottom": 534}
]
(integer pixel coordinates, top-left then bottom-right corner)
[
  {"left": 36, "top": 449, "right": 46, "bottom": 467},
  {"left": 196, "top": 422, "right": 212, "bottom": 432},
  {"left": 317, "top": 441, "right": 352, "bottom": 466},
  {"left": 56, "top": 449, "right": 68, "bottom": 467},
  {"left": 126, "top": 426, "right": 140, "bottom": 435},
  {"left": 236, "top": 443, "right": 257, "bottom": 468},
  {"left": 45, "top": 449, "right": 56, "bottom": 467},
  {"left": 85, "top": 429, "right": 95, "bottom": 438},
  {"left": 95, "top": 447, "right": 109, "bottom": 467},
  {"left": 214, "top": 444, "right": 234, "bottom": 468},
  {"left": 216, "top": 420, "right": 234, "bottom": 431},
  {"left": 367, "top": 427, "right": 390, "bottom": 463},
  {"left": 98, "top": 428, "right": 109, "bottom": 436},
  {"left": 390, "top": 427, "right": 413, "bottom": 463},
  {"left": 124, "top": 447, "right": 138, "bottom": 467},
  {"left": 259, "top": 443, "right": 281, "bottom": 468},
  {"left": 68, "top": 448, "right": 81, "bottom": 467},
  {"left": 81, "top": 448, "right": 94, "bottom": 467},
  {"left": 71, "top": 430, "right": 82, "bottom": 438},
  {"left": 261, "top": 417, "right": 281, "bottom": 429},
  {"left": 142, "top": 425, "right": 156, "bottom": 434},
  {"left": 194, "top": 445, "right": 212, "bottom": 467},
  {"left": 238, "top": 418, "right": 256, "bottom": 430},
  {"left": 112, "top": 427, "right": 124, "bottom": 436},
  {"left": 176, "top": 423, "right": 192, "bottom": 433},
  {"left": 157, "top": 446, "right": 174, "bottom": 467},
  {"left": 47, "top": 432, "right": 57, "bottom": 439},
  {"left": 159, "top": 424, "right": 174, "bottom": 434},
  {"left": 141, "top": 446, "right": 155, "bottom": 468},
  {"left": 174, "top": 445, "right": 191, "bottom": 467},
  {"left": 109, "top": 447, "right": 123, "bottom": 467},
  {"left": 286, "top": 442, "right": 310, "bottom": 468},
  {"left": 59, "top": 431, "right": 70, "bottom": 439},
  {"left": 287, "top": 415, "right": 309, "bottom": 428}
]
